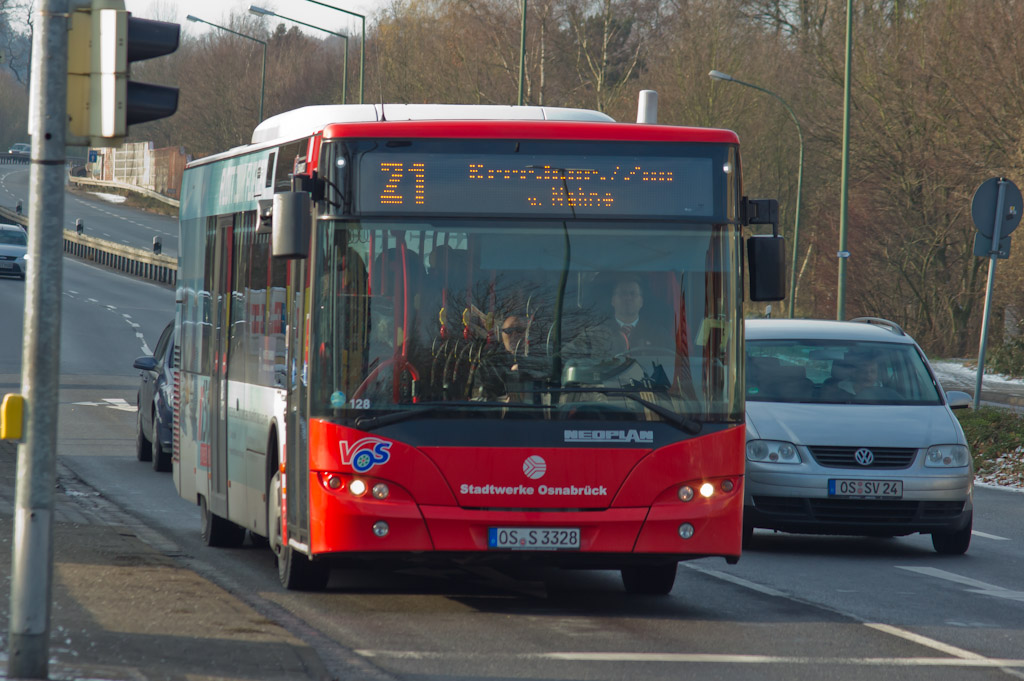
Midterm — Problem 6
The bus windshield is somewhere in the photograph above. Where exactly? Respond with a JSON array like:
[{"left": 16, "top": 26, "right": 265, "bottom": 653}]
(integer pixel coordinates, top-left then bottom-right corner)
[{"left": 309, "top": 219, "right": 742, "bottom": 424}]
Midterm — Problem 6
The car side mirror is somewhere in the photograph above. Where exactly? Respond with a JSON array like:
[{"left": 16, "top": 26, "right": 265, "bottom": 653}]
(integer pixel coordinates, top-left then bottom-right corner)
[
  {"left": 133, "top": 356, "right": 158, "bottom": 371},
  {"left": 945, "top": 390, "right": 972, "bottom": 409}
]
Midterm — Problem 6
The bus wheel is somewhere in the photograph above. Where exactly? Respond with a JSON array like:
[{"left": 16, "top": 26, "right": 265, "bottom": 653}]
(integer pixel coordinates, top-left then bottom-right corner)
[
  {"left": 270, "top": 471, "right": 330, "bottom": 591},
  {"left": 621, "top": 563, "right": 678, "bottom": 595},
  {"left": 199, "top": 495, "right": 245, "bottom": 548}
]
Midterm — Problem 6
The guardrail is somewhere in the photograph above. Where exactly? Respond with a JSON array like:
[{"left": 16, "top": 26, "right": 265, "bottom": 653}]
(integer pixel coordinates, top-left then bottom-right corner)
[
  {"left": 0, "top": 204, "right": 177, "bottom": 287},
  {"left": 68, "top": 175, "right": 179, "bottom": 208},
  {"left": 0, "top": 155, "right": 29, "bottom": 165}
]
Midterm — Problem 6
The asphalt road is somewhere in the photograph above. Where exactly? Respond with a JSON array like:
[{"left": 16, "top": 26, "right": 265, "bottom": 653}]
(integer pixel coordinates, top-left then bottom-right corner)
[
  {"left": 0, "top": 164, "right": 178, "bottom": 256},
  {"left": 0, "top": 203, "right": 1022, "bottom": 680}
]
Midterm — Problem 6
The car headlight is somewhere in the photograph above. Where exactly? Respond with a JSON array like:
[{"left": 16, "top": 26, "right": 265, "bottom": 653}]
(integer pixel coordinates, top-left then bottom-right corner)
[
  {"left": 746, "top": 439, "right": 801, "bottom": 464},
  {"left": 924, "top": 444, "right": 970, "bottom": 468}
]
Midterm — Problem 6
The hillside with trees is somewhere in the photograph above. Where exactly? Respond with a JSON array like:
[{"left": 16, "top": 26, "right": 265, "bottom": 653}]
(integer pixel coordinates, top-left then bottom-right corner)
[{"left": 2, "top": 0, "right": 1023, "bottom": 358}]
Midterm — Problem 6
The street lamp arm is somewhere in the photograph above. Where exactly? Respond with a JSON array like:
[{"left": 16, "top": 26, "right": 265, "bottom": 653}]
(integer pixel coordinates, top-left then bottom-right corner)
[
  {"left": 709, "top": 68, "right": 804, "bottom": 318},
  {"left": 187, "top": 15, "right": 267, "bottom": 122},
  {"left": 303, "top": 0, "right": 366, "bottom": 104}
]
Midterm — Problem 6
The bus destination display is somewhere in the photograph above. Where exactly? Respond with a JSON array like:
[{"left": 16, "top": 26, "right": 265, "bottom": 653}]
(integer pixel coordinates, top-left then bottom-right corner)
[{"left": 357, "top": 153, "right": 717, "bottom": 218}]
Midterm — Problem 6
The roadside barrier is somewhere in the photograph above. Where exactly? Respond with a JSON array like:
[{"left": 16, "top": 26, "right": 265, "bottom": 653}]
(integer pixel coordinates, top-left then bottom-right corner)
[
  {"left": 0, "top": 156, "right": 29, "bottom": 165},
  {"left": 0, "top": 204, "right": 177, "bottom": 287}
]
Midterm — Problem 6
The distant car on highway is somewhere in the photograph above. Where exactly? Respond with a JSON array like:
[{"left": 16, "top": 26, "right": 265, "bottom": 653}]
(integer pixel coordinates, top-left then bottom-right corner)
[
  {"left": 744, "top": 317, "right": 974, "bottom": 554},
  {"left": 7, "top": 143, "right": 29, "bottom": 158},
  {"left": 133, "top": 320, "right": 175, "bottom": 472},
  {"left": 0, "top": 223, "right": 28, "bottom": 280}
]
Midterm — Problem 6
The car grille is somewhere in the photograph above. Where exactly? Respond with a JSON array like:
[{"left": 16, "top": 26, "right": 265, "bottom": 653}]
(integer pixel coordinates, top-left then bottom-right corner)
[
  {"left": 808, "top": 446, "right": 917, "bottom": 469},
  {"left": 0, "top": 255, "right": 16, "bottom": 261},
  {"left": 753, "top": 496, "right": 965, "bottom": 523}
]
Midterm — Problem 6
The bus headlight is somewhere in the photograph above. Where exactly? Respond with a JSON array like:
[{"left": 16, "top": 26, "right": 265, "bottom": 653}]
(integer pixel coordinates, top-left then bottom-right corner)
[
  {"left": 371, "top": 483, "right": 390, "bottom": 500},
  {"left": 699, "top": 482, "right": 715, "bottom": 498},
  {"left": 349, "top": 479, "right": 367, "bottom": 496},
  {"left": 678, "top": 485, "right": 694, "bottom": 502}
]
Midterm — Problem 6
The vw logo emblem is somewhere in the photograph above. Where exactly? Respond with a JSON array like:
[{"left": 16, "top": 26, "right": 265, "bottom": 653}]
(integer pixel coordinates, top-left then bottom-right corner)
[
  {"left": 523, "top": 455, "right": 547, "bottom": 479},
  {"left": 854, "top": 448, "right": 875, "bottom": 466}
]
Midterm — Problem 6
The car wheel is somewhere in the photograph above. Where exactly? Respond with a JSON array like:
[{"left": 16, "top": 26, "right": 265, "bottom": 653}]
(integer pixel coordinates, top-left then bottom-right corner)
[
  {"left": 135, "top": 407, "right": 152, "bottom": 462},
  {"left": 199, "top": 495, "right": 246, "bottom": 548},
  {"left": 621, "top": 563, "right": 678, "bottom": 595},
  {"left": 931, "top": 514, "right": 972, "bottom": 555},
  {"left": 742, "top": 520, "right": 755, "bottom": 549},
  {"left": 270, "top": 470, "right": 330, "bottom": 591},
  {"left": 151, "top": 435, "right": 172, "bottom": 472}
]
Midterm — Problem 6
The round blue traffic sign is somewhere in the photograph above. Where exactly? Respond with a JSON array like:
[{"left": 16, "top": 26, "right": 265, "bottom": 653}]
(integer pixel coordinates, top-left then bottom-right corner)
[{"left": 972, "top": 177, "right": 1022, "bottom": 237}]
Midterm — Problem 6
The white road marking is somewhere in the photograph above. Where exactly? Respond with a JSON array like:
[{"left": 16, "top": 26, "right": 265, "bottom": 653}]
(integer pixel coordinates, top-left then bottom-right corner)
[
  {"left": 896, "top": 566, "right": 1024, "bottom": 602},
  {"left": 355, "top": 649, "right": 1024, "bottom": 668},
  {"left": 71, "top": 398, "right": 136, "bottom": 412},
  {"left": 864, "top": 623, "right": 986, "bottom": 659},
  {"left": 683, "top": 562, "right": 787, "bottom": 598},
  {"left": 972, "top": 530, "right": 1010, "bottom": 540},
  {"left": 687, "top": 563, "right": 1022, "bottom": 672}
]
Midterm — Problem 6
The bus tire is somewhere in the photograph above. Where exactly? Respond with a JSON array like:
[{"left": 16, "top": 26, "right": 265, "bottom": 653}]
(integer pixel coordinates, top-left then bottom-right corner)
[
  {"left": 200, "top": 495, "right": 246, "bottom": 548},
  {"left": 270, "top": 470, "right": 330, "bottom": 591},
  {"left": 621, "top": 563, "right": 678, "bottom": 595}
]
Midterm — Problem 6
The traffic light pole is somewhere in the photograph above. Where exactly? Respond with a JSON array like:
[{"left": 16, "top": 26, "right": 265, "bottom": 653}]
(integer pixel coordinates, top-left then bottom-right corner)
[{"left": 8, "top": 0, "right": 68, "bottom": 677}]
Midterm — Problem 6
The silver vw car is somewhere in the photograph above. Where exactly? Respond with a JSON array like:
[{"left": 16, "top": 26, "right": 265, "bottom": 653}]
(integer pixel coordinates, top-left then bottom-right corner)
[{"left": 744, "top": 317, "right": 974, "bottom": 554}]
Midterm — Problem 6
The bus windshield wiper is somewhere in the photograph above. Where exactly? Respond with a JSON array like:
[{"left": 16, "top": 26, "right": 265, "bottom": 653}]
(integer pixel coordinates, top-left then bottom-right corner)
[
  {"left": 548, "top": 387, "right": 702, "bottom": 435},
  {"left": 352, "top": 400, "right": 550, "bottom": 430}
]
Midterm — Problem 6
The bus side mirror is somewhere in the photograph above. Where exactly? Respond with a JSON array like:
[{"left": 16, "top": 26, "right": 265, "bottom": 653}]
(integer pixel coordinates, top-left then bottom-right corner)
[
  {"left": 272, "top": 191, "right": 311, "bottom": 259},
  {"left": 747, "top": 234, "right": 786, "bottom": 302}
]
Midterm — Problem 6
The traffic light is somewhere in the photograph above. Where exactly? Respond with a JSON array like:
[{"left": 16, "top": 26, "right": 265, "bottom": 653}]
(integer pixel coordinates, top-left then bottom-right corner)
[{"left": 67, "top": 0, "right": 179, "bottom": 147}]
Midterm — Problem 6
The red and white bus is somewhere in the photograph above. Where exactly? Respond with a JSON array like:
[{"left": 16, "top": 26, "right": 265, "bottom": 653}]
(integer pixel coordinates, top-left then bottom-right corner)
[{"left": 174, "top": 100, "right": 785, "bottom": 593}]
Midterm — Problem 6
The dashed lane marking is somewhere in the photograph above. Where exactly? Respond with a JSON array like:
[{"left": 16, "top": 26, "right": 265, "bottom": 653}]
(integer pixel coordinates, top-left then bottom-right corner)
[{"left": 896, "top": 566, "right": 1024, "bottom": 602}]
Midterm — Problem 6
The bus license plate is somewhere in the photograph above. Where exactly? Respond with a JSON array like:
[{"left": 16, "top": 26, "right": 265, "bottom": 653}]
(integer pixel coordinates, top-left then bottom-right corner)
[
  {"left": 488, "top": 527, "right": 580, "bottom": 550},
  {"left": 829, "top": 479, "right": 903, "bottom": 499}
]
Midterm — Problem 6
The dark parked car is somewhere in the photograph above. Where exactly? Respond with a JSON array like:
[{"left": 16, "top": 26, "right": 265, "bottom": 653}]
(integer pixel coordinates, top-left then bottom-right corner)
[{"left": 134, "top": 320, "right": 175, "bottom": 471}]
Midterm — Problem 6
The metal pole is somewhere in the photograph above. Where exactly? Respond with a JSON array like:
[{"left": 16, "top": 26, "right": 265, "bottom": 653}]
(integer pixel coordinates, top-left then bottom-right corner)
[
  {"left": 518, "top": 0, "right": 527, "bottom": 106},
  {"left": 342, "top": 36, "right": 348, "bottom": 105},
  {"left": 973, "top": 179, "right": 1008, "bottom": 410},
  {"left": 259, "top": 42, "right": 266, "bottom": 121},
  {"left": 788, "top": 139, "right": 804, "bottom": 317},
  {"left": 9, "top": 0, "right": 67, "bottom": 677},
  {"left": 836, "top": 0, "right": 853, "bottom": 320}
]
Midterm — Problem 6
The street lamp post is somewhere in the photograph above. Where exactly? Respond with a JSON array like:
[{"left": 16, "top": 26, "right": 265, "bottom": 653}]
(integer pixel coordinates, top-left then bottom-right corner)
[
  {"left": 303, "top": 0, "right": 365, "bottom": 105},
  {"left": 518, "top": 0, "right": 527, "bottom": 106},
  {"left": 186, "top": 15, "right": 267, "bottom": 122},
  {"left": 250, "top": 5, "right": 348, "bottom": 105},
  {"left": 709, "top": 69, "right": 804, "bottom": 318},
  {"left": 837, "top": 0, "right": 854, "bottom": 321}
]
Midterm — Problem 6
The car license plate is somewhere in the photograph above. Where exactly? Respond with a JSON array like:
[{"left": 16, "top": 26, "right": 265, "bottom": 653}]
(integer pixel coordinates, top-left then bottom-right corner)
[
  {"left": 829, "top": 479, "right": 903, "bottom": 499},
  {"left": 488, "top": 527, "right": 580, "bottom": 550}
]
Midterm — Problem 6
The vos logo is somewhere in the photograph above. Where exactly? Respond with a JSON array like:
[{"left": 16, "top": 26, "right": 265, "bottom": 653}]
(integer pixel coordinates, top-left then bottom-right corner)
[{"left": 339, "top": 437, "right": 393, "bottom": 473}]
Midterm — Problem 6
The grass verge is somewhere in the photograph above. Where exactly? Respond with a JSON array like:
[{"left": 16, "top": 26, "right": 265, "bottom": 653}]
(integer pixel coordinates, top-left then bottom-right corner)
[{"left": 956, "top": 406, "right": 1024, "bottom": 486}]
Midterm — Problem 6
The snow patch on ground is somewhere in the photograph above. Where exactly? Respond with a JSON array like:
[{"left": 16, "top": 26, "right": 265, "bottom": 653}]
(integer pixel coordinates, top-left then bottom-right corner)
[{"left": 89, "top": 192, "right": 127, "bottom": 204}]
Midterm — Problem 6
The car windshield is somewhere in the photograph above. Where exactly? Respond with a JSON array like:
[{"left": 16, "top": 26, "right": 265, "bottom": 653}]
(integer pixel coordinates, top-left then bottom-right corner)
[
  {"left": 0, "top": 230, "right": 26, "bottom": 246},
  {"left": 746, "top": 338, "right": 944, "bottom": 405}
]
